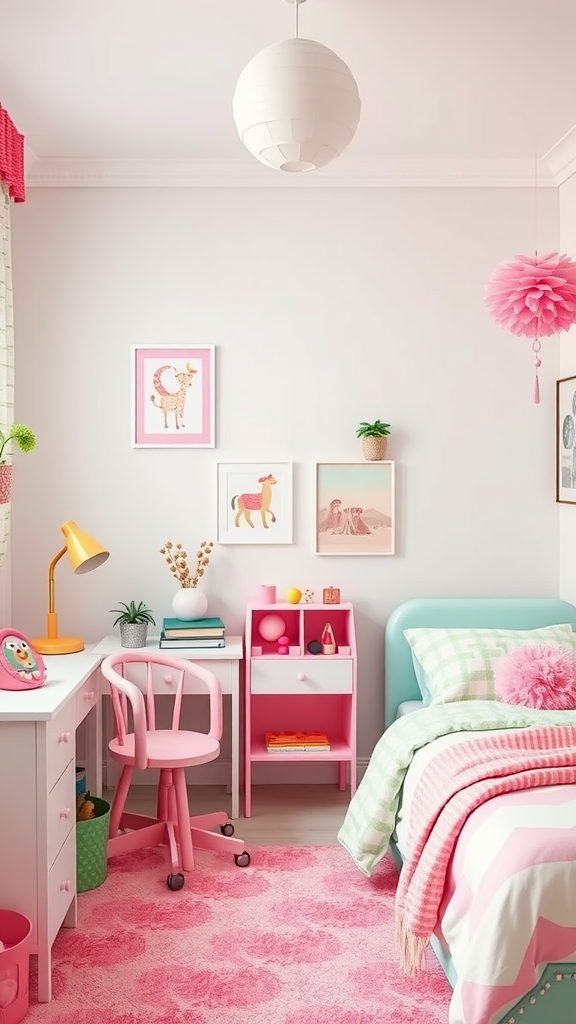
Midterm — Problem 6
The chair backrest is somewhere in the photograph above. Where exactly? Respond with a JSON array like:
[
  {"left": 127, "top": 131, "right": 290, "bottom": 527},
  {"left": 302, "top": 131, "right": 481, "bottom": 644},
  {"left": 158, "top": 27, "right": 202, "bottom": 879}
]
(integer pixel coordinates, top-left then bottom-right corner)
[{"left": 100, "top": 651, "right": 223, "bottom": 770}]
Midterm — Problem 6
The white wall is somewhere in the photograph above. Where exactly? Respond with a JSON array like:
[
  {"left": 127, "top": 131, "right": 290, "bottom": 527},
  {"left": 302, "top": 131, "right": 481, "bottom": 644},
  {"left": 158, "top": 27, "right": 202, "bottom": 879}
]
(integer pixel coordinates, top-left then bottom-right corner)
[
  {"left": 559, "top": 174, "right": 576, "bottom": 604},
  {"left": 9, "top": 185, "right": 560, "bottom": 766}
]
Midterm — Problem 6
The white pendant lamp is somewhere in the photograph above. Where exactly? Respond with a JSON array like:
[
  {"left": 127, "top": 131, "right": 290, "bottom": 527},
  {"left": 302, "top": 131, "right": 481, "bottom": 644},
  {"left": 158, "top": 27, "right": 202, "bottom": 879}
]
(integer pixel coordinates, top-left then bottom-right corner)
[{"left": 232, "top": 0, "right": 361, "bottom": 173}]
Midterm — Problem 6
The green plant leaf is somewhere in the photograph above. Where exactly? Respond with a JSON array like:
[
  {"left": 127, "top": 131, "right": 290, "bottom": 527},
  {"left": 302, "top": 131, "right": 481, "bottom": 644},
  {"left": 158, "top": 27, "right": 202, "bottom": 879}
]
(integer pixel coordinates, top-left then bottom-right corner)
[
  {"left": 0, "top": 423, "right": 36, "bottom": 463},
  {"left": 356, "top": 419, "right": 391, "bottom": 438},
  {"left": 110, "top": 601, "right": 155, "bottom": 626}
]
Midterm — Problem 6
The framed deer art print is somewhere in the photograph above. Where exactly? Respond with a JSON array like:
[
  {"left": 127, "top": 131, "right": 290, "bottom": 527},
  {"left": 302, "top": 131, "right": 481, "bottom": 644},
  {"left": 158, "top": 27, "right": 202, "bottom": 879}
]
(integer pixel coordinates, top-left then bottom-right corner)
[
  {"left": 217, "top": 462, "right": 293, "bottom": 544},
  {"left": 131, "top": 345, "right": 215, "bottom": 448}
]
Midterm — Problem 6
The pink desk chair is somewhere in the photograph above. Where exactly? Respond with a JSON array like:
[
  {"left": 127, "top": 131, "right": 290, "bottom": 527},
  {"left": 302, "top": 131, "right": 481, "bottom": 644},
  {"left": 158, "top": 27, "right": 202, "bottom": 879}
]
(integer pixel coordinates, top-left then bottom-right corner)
[{"left": 101, "top": 651, "right": 251, "bottom": 890}]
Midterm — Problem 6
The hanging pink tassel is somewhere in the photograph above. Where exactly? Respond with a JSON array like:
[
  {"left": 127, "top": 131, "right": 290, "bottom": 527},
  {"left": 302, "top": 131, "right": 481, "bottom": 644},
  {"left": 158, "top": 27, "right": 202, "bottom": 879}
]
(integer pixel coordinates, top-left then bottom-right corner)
[{"left": 532, "top": 340, "right": 541, "bottom": 404}]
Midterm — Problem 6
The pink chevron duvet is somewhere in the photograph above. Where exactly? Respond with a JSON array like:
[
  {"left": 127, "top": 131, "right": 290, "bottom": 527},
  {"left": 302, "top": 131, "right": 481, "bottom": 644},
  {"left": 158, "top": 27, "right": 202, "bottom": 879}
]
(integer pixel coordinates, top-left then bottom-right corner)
[{"left": 394, "top": 726, "right": 576, "bottom": 1024}]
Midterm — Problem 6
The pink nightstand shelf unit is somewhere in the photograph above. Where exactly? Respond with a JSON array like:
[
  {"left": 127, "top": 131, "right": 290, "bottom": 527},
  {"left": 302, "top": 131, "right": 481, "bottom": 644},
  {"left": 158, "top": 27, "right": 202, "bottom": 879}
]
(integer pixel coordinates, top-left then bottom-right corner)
[{"left": 244, "top": 602, "right": 357, "bottom": 817}]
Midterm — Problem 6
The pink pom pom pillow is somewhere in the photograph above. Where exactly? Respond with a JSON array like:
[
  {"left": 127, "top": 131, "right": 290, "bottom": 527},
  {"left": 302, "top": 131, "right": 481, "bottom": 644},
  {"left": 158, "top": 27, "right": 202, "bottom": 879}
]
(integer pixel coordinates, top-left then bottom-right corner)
[{"left": 494, "top": 643, "right": 576, "bottom": 710}]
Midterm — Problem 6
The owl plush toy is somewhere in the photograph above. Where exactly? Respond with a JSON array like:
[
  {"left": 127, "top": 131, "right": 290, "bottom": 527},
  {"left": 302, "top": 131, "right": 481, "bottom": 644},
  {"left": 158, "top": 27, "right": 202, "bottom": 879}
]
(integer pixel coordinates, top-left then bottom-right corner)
[{"left": 0, "top": 629, "right": 47, "bottom": 691}]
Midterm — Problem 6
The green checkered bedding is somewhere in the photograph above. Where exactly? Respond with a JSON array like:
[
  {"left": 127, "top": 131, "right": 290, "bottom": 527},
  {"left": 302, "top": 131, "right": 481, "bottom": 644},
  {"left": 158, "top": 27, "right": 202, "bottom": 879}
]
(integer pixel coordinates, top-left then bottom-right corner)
[
  {"left": 403, "top": 623, "right": 575, "bottom": 705},
  {"left": 337, "top": 700, "right": 576, "bottom": 876}
]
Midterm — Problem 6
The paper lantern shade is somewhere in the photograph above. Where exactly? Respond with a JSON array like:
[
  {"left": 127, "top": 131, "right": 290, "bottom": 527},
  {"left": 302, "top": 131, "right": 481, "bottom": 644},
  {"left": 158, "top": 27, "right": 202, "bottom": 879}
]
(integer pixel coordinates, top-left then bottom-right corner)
[{"left": 233, "top": 38, "right": 361, "bottom": 172}]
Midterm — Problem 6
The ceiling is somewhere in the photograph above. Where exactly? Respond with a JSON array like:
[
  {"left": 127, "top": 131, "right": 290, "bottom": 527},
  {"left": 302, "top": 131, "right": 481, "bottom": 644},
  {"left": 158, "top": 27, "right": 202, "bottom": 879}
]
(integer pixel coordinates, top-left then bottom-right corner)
[{"left": 1, "top": 0, "right": 576, "bottom": 184}]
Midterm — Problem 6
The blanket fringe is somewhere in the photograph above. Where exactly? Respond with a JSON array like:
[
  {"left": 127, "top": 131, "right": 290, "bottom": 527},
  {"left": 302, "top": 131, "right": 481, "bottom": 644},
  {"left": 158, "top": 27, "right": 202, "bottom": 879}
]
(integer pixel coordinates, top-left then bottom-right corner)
[{"left": 395, "top": 905, "right": 429, "bottom": 978}]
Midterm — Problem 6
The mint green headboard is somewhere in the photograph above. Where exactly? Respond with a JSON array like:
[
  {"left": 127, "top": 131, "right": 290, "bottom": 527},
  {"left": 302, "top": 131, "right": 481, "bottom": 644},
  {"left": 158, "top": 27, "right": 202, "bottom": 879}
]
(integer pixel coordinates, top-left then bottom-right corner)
[{"left": 384, "top": 598, "right": 576, "bottom": 728}]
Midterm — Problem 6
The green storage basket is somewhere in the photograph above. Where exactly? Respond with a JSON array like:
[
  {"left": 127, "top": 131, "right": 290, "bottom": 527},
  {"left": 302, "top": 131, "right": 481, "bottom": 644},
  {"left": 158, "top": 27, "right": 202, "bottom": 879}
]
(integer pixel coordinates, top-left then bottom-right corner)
[{"left": 76, "top": 796, "right": 110, "bottom": 893}]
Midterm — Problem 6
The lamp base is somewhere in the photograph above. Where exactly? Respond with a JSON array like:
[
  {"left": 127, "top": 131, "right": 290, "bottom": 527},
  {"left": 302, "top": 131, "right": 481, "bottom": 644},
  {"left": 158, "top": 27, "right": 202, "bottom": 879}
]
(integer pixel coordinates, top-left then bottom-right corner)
[{"left": 32, "top": 636, "right": 85, "bottom": 655}]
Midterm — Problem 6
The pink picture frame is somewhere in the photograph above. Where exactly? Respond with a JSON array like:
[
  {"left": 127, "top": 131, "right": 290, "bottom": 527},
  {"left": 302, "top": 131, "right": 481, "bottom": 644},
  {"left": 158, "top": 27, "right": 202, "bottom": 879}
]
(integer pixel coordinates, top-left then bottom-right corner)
[{"left": 131, "top": 345, "right": 215, "bottom": 448}]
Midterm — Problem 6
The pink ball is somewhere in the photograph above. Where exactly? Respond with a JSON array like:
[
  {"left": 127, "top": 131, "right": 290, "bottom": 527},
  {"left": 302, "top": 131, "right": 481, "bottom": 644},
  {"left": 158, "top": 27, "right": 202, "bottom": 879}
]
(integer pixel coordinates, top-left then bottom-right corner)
[
  {"left": 258, "top": 613, "right": 286, "bottom": 643},
  {"left": 494, "top": 643, "right": 576, "bottom": 710},
  {"left": 278, "top": 645, "right": 289, "bottom": 655}
]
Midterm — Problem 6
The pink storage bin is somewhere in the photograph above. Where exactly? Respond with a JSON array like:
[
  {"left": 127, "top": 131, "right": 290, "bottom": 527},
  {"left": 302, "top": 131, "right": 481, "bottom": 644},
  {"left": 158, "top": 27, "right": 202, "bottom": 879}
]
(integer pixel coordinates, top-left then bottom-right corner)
[{"left": 0, "top": 910, "right": 32, "bottom": 1024}]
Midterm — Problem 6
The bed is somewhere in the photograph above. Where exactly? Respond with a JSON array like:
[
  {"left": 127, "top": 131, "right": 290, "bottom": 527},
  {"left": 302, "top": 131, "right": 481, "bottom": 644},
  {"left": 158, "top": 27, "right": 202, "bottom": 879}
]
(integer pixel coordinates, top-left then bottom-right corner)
[{"left": 339, "top": 597, "right": 576, "bottom": 1024}]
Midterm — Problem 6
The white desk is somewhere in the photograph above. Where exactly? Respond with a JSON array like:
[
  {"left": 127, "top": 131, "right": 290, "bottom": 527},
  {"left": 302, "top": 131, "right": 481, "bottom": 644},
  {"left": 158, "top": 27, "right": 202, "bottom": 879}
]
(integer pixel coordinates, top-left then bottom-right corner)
[
  {"left": 0, "top": 635, "right": 242, "bottom": 1003},
  {"left": 0, "top": 650, "right": 102, "bottom": 1002},
  {"left": 90, "top": 636, "right": 243, "bottom": 820}
]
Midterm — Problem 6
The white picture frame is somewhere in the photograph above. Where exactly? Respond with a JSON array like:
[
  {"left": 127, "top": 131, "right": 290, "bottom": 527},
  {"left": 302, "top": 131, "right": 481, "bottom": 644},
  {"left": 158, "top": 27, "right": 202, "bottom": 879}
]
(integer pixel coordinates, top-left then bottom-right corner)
[
  {"left": 315, "top": 461, "right": 396, "bottom": 555},
  {"left": 217, "top": 462, "right": 293, "bottom": 545},
  {"left": 556, "top": 374, "right": 576, "bottom": 504}
]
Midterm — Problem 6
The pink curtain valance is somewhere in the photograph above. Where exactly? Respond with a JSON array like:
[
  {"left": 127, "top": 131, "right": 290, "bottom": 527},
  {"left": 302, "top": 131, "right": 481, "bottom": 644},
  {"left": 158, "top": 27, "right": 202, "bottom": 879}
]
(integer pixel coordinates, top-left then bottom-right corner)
[{"left": 0, "top": 106, "right": 25, "bottom": 203}]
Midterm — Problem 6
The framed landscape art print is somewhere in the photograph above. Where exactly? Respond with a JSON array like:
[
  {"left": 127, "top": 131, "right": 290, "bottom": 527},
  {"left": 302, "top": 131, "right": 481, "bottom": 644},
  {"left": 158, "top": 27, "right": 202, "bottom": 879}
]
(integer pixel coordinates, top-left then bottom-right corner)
[
  {"left": 556, "top": 374, "right": 576, "bottom": 504},
  {"left": 217, "top": 462, "right": 293, "bottom": 545},
  {"left": 132, "top": 345, "right": 215, "bottom": 448},
  {"left": 315, "top": 461, "right": 395, "bottom": 555}
]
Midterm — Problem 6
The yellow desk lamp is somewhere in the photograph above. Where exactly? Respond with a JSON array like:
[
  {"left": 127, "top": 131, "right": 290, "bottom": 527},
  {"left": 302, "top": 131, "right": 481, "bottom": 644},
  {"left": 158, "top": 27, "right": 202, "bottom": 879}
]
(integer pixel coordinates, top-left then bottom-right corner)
[{"left": 33, "top": 520, "right": 109, "bottom": 655}]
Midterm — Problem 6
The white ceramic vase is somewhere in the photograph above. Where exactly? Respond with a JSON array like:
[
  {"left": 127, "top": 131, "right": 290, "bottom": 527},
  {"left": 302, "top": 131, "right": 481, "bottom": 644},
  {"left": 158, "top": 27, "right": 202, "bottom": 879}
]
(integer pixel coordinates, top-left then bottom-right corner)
[{"left": 172, "top": 588, "right": 208, "bottom": 621}]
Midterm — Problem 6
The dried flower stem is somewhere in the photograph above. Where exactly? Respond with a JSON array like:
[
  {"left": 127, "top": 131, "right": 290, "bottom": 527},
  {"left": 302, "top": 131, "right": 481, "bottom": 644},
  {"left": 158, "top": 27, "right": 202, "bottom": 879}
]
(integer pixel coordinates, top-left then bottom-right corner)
[{"left": 160, "top": 540, "right": 214, "bottom": 588}]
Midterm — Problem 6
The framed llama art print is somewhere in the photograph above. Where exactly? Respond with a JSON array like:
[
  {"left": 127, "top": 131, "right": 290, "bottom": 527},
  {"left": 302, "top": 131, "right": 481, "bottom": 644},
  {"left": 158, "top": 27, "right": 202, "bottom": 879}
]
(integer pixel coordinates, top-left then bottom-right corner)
[
  {"left": 315, "top": 461, "right": 396, "bottom": 555},
  {"left": 217, "top": 462, "right": 293, "bottom": 544},
  {"left": 131, "top": 345, "right": 215, "bottom": 448}
]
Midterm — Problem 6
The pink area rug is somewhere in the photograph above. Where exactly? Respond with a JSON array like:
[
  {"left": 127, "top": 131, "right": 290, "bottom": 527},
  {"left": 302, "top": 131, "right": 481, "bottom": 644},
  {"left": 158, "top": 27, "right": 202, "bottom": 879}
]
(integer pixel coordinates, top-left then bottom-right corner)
[{"left": 27, "top": 845, "right": 451, "bottom": 1024}]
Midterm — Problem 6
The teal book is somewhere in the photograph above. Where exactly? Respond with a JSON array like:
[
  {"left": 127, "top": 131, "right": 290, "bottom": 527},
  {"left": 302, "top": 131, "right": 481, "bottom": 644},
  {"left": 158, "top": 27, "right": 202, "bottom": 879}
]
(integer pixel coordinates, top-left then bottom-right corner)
[{"left": 162, "top": 616, "right": 225, "bottom": 639}]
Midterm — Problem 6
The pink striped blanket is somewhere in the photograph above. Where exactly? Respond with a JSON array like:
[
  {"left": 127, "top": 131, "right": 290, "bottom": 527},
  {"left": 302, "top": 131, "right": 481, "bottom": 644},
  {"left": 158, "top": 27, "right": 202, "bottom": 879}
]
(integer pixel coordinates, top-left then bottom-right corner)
[{"left": 396, "top": 723, "right": 576, "bottom": 975}]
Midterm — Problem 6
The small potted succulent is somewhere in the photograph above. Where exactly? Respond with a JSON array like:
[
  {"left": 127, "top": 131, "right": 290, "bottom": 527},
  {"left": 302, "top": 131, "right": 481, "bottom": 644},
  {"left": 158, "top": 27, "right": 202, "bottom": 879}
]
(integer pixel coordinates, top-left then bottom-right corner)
[
  {"left": 356, "top": 419, "right": 391, "bottom": 461},
  {"left": 0, "top": 423, "right": 37, "bottom": 504},
  {"left": 110, "top": 600, "right": 156, "bottom": 648}
]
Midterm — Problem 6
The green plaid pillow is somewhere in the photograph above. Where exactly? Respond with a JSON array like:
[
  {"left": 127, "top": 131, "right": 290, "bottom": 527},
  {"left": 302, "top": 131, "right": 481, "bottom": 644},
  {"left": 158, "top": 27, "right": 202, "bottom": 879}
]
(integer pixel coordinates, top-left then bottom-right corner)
[{"left": 403, "top": 624, "right": 576, "bottom": 705}]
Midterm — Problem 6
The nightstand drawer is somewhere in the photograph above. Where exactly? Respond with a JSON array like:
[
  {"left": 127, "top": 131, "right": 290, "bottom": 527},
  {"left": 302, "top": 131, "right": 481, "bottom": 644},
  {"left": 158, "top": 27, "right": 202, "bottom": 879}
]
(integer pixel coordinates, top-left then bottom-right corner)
[
  {"left": 48, "top": 828, "right": 76, "bottom": 946},
  {"left": 46, "top": 701, "right": 76, "bottom": 790},
  {"left": 250, "top": 659, "right": 353, "bottom": 694},
  {"left": 47, "top": 760, "right": 75, "bottom": 868}
]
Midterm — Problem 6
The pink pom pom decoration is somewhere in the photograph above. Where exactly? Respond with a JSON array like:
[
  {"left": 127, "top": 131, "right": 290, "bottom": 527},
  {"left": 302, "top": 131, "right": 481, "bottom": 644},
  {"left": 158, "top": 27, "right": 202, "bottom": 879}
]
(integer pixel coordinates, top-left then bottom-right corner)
[
  {"left": 485, "top": 252, "right": 576, "bottom": 404},
  {"left": 494, "top": 643, "right": 576, "bottom": 711},
  {"left": 485, "top": 252, "right": 576, "bottom": 338}
]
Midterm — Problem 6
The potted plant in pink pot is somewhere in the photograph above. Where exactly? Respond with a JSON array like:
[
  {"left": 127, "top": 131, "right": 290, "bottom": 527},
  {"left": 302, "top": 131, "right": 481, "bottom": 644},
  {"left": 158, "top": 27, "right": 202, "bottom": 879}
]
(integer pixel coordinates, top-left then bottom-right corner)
[{"left": 0, "top": 424, "right": 36, "bottom": 503}]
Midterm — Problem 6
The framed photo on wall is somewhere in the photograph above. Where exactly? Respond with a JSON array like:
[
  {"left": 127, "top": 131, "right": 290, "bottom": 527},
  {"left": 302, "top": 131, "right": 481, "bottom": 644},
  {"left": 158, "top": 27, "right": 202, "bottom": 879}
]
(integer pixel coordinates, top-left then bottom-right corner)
[
  {"left": 132, "top": 345, "right": 215, "bottom": 448},
  {"left": 217, "top": 462, "right": 293, "bottom": 544},
  {"left": 556, "top": 374, "right": 576, "bottom": 504},
  {"left": 315, "top": 461, "right": 395, "bottom": 555}
]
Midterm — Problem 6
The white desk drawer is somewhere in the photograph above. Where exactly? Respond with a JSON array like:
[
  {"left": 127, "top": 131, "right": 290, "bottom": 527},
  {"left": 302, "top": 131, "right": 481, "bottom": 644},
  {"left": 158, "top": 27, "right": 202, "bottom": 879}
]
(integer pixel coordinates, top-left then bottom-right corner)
[
  {"left": 123, "top": 660, "right": 234, "bottom": 697},
  {"left": 46, "top": 702, "right": 76, "bottom": 790},
  {"left": 47, "top": 761, "right": 75, "bottom": 868},
  {"left": 48, "top": 828, "right": 76, "bottom": 946},
  {"left": 250, "top": 659, "right": 353, "bottom": 694},
  {"left": 75, "top": 674, "right": 97, "bottom": 726}
]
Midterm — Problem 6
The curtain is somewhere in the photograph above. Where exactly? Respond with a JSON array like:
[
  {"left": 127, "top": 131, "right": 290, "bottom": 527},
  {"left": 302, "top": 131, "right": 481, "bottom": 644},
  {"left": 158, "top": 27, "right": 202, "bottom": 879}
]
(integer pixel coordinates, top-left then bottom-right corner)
[{"left": 0, "top": 181, "right": 14, "bottom": 570}]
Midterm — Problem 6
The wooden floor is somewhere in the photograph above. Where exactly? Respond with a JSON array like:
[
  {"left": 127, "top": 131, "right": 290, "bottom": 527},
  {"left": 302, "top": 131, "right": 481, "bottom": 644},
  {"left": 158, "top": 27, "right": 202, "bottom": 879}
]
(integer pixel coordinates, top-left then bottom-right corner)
[{"left": 103, "top": 784, "right": 350, "bottom": 845}]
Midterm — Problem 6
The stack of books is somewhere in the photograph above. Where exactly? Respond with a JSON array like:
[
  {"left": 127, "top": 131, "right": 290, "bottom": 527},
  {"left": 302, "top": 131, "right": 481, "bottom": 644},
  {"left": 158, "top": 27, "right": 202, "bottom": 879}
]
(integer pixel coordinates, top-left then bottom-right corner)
[
  {"left": 265, "top": 731, "right": 331, "bottom": 753},
  {"left": 159, "top": 616, "right": 225, "bottom": 650}
]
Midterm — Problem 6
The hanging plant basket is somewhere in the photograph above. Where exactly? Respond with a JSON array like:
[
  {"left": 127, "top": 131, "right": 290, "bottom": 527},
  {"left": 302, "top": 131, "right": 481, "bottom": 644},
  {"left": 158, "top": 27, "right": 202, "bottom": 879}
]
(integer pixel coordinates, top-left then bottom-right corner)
[{"left": 0, "top": 465, "right": 12, "bottom": 505}]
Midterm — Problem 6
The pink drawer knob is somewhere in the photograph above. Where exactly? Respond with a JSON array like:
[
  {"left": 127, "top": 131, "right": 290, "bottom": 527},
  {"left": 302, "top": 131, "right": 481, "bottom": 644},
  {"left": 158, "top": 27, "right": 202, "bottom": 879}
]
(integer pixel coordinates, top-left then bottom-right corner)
[
  {"left": 60, "top": 880, "right": 71, "bottom": 892},
  {"left": 59, "top": 731, "right": 71, "bottom": 744},
  {"left": 297, "top": 672, "right": 307, "bottom": 682},
  {"left": 84, "top": 691, "right": 94, "bottom": 701},
  {"left": 60, "top": 808, "right": 71, "bottom": 819},
  {"left": 164, "top": 673, "right": 173, "bottom": 684}
]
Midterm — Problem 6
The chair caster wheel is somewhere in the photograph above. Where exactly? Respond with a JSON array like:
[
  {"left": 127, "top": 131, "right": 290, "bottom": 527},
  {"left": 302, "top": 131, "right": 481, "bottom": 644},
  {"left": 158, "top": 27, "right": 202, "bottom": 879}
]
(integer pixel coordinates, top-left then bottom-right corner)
[
  {"left": 167, "top": 873, "right": 185, "bottom": 891},
  {"left": 234, "top": 851, "right": 251, "bottom": 868},
  {"left": 220, "top": 822, "right": 235, "bottom": 837}
]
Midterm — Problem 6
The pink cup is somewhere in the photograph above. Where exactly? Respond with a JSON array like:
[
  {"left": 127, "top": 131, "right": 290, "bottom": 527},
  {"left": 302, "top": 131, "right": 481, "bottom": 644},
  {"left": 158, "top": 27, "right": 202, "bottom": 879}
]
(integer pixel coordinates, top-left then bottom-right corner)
[{"left": 258, "top": 585, "right": 276, "bottom": 604}]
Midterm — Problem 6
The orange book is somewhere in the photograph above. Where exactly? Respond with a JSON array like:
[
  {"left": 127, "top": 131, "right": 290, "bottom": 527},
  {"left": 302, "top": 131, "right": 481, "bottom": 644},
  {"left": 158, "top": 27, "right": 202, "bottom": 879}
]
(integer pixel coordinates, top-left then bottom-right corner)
[{"left": 265, "top": 731, "right": 330, "bottom": 747}]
